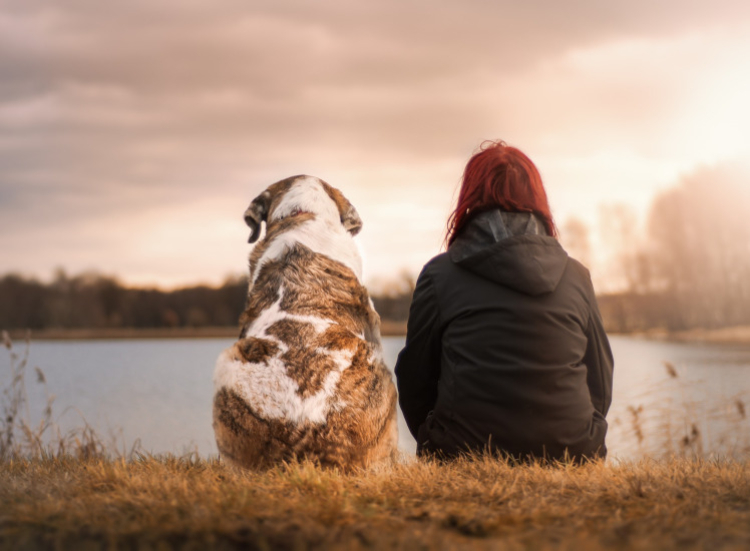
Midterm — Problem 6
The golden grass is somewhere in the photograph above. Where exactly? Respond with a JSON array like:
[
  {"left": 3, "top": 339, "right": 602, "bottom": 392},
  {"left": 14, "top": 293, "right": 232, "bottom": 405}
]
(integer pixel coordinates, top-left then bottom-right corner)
[{"left": 1, "top": 454, "right": 749, "bottom": 550}]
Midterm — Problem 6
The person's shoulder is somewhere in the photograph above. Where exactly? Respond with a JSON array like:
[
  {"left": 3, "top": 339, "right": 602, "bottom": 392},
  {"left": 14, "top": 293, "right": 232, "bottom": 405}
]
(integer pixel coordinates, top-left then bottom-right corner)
[
  {"left": 423, "top": 251, "right": 450, "bottom": 269},
  {"left": 565, "top": 256, "right": 592, "bottom": 281},
  {"left": 562, "top": 255, "right": 599, "bottom": 303},
  {"left": 421, "top": 252, "right": 453, "bottom": 278}
]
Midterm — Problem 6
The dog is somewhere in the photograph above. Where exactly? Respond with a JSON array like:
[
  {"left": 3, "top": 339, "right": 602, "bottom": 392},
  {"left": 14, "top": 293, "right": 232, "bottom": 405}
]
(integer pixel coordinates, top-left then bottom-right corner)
[{"left": 212, "top": 175, "right": 398, "bottom": 470}]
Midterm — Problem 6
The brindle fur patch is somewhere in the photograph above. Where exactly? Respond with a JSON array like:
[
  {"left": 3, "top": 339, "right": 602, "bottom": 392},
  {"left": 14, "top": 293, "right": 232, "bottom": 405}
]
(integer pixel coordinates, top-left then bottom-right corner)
[
  {"left": 238, "top": 283, "right": 280, "bottom": 339},
  {"left": 266, "top": 318, "right": 343, "bottom": 397},
  {"left": 237, "top": 336, "right": 279, "bottom": 364},
  {"left": 269, "top": 245, "right": 381, "bottom": 345}
]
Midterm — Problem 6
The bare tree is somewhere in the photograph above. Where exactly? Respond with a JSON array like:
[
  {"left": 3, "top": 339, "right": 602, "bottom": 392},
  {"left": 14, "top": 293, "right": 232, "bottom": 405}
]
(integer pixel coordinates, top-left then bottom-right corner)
[
  {"left": 646, "top": 165, "right": 750, "bottom": 329},
  {"left": 560, "top": 217, "right": 592, "bottom": 269},
  {"left": 598, "top": 203, "right": 653, "bottom": 294}
]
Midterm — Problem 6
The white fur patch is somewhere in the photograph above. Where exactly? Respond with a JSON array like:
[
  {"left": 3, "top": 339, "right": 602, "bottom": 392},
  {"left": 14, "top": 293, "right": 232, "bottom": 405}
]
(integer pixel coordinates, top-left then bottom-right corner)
[
  {"left": 250, "top": 177, "right": 363, "bottom": 286},
  {"left": 270, "top": 176, "right": 340, "bottom": 223},
  {"left": 213, "top": 286, "right": 353, "bottom": 424}
]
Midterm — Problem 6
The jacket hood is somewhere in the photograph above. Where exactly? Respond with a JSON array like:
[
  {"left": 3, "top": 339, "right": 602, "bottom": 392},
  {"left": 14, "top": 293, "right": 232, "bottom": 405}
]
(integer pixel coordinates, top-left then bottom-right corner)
[{"left": 448, "top": 210, "right": 568, "bottom": 295}]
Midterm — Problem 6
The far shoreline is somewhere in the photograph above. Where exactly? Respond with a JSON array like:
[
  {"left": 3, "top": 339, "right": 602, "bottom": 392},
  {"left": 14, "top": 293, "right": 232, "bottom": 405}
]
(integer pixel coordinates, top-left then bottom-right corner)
[
  {"left": 6, "top": 323, "right": 750, "bottom": 344},
  {"left": 5, "top": 320, "right": 410, "bottom": 341},
  {"left": 609, "top": 325, "right": 750, "bottom": 346}
]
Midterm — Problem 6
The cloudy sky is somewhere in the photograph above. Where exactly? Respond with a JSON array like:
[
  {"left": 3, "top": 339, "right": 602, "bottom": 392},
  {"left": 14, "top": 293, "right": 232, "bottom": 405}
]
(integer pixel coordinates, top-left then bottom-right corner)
[{"left": 1, "top": 0, "right": 749, "bottom": 290}]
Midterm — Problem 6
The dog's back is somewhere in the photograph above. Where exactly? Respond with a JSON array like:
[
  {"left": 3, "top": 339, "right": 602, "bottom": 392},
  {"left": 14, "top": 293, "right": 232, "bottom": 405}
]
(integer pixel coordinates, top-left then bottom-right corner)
[{"left": 212, "top": 176, "right": 398, "bottom": 470}]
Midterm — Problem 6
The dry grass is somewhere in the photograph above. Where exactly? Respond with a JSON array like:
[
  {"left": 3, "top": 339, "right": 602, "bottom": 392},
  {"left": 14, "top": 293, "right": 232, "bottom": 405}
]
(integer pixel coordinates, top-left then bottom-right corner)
[
  {"left": 608, "top": 360, "right": 750, "bottom": 460},
  {"left": 1, "top": 454, "right": 750, "bottom": 550}
]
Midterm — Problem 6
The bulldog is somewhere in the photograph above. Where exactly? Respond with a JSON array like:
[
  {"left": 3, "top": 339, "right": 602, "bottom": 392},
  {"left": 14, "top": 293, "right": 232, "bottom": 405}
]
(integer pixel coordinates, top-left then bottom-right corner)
[{"left": 212, "top": 175, "right": 398, "bottom": 470}]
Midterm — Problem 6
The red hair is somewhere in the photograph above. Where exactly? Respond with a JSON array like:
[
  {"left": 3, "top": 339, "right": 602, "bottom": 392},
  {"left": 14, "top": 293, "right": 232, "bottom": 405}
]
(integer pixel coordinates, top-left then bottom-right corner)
[{"left": 445, "top": 140, "right": 557, "bottom": 246}]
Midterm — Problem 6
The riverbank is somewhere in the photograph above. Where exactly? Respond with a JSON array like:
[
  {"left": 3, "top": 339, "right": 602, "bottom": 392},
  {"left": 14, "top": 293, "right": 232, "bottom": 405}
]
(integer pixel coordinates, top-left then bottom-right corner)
[
  {"left": 6, "top": 320, "right": 409, "bottom": 341},
  {"left": 670, "top": 325, "right": 750, "bottom": 345},
  {"left": 618, "top": 325, "right": 750, "bottom": 345},
  {"left": 1, "top": 454, "right": 749, "bottom": 550},
  {"left": 7, "top": 323, "right": 750, "bottom": 343}
]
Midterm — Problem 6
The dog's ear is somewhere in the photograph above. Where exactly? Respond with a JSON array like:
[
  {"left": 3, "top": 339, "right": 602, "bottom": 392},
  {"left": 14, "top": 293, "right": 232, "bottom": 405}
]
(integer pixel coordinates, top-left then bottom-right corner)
[
  {"left": 323, "top": 184, "right": 363, "bottom": 236},
  {"left": 244, "top": 190, "right": 271, "bottom": 243},
  {"left": 341, "top": 201, "right": 363, "bottom": 236}
]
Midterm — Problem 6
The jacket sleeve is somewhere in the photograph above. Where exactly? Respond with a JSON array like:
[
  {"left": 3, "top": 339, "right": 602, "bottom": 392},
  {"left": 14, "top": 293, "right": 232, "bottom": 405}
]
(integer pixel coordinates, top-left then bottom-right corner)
[
  {"left": 582, "top": 284, "right": 614, "bottom": 417},
  {"left": 394, "top": 266, "right": 442, "bottom": 439}
]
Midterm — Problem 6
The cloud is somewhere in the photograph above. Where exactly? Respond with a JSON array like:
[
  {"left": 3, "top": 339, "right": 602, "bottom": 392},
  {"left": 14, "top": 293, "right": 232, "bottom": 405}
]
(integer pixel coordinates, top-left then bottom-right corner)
[{"left": 2, "top": 0, "right": 750, "bottom": 285}]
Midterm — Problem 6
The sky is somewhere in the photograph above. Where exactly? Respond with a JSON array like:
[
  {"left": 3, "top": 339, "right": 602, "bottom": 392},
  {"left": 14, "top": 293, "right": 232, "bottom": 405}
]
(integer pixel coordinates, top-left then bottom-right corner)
[{"left": 1, "top": 0, "right": 750, "bottom": 291}]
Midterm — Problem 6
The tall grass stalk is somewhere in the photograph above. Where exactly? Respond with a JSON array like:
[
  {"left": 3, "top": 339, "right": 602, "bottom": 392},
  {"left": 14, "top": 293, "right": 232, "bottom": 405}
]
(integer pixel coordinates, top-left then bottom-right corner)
[
  {"left": 610, "top": 359, "right": 750, "bottom": 460},
  {"left": 1, "top": 331, "right": 110, "bottom": 459}
]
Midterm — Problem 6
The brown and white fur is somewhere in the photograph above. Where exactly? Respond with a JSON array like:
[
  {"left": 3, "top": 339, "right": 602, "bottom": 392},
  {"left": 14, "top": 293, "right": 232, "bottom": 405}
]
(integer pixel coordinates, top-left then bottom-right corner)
[{"left": 212, "top": 175, "right": 398, "bottom": 471}]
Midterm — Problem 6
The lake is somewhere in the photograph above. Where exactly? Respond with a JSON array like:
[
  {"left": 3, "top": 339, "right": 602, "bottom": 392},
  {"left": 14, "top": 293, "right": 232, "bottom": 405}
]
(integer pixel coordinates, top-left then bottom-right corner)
[{"left": 6, "top": 335, "right": 750, "bottom": 460}]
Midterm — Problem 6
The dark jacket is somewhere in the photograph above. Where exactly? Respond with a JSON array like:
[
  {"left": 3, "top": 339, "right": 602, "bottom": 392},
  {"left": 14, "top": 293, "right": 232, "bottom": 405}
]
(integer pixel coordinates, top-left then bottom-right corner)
[{"left": 394, "top": 210, "right": 614, "bottom": 461}]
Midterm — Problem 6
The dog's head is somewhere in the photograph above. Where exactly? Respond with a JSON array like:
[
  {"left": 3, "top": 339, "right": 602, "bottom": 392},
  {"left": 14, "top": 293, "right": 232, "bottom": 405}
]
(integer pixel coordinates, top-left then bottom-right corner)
[{"left": 244, "top": 175, "right": 362, "bottom": 244}]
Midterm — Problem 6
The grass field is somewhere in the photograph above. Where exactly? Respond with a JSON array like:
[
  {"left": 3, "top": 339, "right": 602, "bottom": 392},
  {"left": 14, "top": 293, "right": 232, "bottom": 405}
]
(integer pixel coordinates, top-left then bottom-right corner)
[
  {"left": 2, "top": 454, "right": 750, "bottom": 550},
  {"left": 3, "top": 332, "right": 750, "bottom": 550}
]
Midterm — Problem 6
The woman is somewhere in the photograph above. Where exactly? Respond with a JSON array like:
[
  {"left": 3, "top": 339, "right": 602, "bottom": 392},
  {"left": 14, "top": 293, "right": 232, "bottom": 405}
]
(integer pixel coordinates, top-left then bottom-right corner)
[{"left": 394, "top": 141, "right": 613, "bottom": 462}]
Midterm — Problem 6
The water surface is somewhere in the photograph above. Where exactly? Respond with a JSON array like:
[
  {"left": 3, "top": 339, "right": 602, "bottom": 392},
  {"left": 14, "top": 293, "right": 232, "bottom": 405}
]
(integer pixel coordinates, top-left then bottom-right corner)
[{"left": 8, "top": 335, "right": 750, "bottom": 460}]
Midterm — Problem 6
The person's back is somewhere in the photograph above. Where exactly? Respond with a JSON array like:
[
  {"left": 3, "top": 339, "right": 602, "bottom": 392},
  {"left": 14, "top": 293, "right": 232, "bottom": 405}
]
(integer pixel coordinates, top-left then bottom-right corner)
[{"left": 394, "top": 141, "right": 614, "bottom": 462}]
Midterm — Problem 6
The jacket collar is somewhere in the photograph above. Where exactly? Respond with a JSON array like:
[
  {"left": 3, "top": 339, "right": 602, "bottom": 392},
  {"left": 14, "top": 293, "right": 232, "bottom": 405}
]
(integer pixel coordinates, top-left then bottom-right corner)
[
  {"left": 448, "top": 209, "right": 568, "bottom": 296},
  {"left": 448, "top": 210, "right": 547, "bottom": 264}
]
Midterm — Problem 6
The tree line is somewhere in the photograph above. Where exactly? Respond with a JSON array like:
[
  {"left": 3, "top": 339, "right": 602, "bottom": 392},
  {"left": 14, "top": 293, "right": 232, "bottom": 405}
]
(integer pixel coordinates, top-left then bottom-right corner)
[
  {"left": 0, "top": 270, "right": 415, "bottom": 331},
  {"left": 0, "top": 271, "right": 249, "bottom": 330}
]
